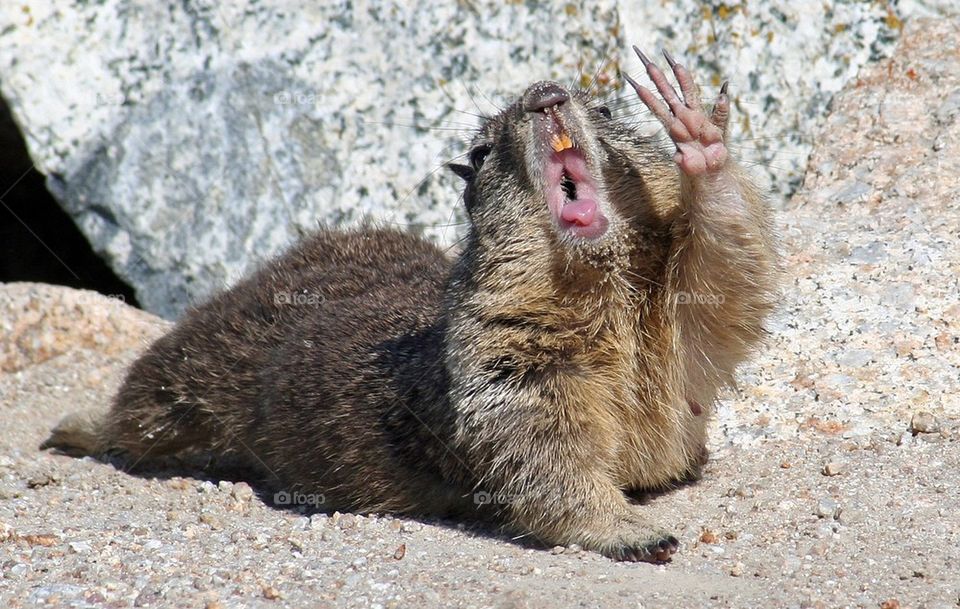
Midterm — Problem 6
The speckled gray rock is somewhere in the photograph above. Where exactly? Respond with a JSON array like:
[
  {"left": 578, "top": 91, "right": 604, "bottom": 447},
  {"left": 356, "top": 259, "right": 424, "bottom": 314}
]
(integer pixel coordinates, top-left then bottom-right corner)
[
  {"left": 0, "top": 1, "right": 956, "bottom": 317},
  {"left": 0, "top": 1, "right": 620, "bottom": 318},
  {"left": 720, "top": 15, "right": 960, "bottom": 447}
]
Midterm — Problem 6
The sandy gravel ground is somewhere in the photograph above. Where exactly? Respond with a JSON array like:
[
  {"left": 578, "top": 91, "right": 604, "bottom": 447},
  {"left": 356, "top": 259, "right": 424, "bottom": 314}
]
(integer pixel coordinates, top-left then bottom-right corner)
[{"left": 2, "top": 18, "right": 959, "bottom": 609}]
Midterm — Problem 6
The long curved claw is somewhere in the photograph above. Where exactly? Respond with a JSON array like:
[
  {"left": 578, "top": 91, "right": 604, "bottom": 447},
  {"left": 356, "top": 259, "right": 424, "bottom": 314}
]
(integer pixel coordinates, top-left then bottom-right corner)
[
  {"left": 710, "top": 81, "right": 731, "bottom": 136},
  {"left": 633, "top": 45, "right": 685, "bottom": 114}
]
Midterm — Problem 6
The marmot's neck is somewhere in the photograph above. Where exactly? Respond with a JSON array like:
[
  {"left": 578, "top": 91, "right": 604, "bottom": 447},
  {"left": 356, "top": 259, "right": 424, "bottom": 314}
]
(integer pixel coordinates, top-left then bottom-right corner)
[{"left": 443, "top": 233, "right": 637, "bottom": 345}]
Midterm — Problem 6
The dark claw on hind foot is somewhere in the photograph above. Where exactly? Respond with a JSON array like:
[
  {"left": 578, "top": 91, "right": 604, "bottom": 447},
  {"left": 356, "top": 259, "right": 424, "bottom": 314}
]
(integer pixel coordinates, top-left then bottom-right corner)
[{"left": 616, "top": 534, "right": 680, "bottom": 563}]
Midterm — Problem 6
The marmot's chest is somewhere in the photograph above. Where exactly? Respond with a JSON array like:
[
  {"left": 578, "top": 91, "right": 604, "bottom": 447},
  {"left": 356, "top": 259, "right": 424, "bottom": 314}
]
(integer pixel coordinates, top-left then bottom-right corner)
[
  {"left": 594, "top": 336, "right": 705, "bottom": 490},
  {"left": 610, "top": 399, "right": 705, "bottom": 490}
]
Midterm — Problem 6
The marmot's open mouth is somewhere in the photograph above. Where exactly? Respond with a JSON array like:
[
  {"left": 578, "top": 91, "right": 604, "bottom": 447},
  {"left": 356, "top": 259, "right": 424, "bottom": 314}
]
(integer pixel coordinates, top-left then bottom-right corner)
[{"left": 543, "top": 128, "right": 609, "bottom": 240}]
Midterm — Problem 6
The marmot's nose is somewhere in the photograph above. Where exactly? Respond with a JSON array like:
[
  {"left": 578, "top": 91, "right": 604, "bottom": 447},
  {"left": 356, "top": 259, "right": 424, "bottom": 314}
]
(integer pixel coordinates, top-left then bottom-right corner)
[{"left": 523, "top": 81, "right": 570, "bottom": 113}]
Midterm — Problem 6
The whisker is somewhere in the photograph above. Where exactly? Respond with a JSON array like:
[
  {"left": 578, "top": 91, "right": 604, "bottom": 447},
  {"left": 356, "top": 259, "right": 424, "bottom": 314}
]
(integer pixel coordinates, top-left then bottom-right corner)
[
  {"left": 584, "top": 58, "right": 606, "bottom": 95},
  {"left": 440, "top": 190, "right": 467, "bottom": 244},
  {"left": 443, "top": 232, "right": 469, "bottom": 256},
  {"left": 392, "top": 148, "right": 469, "bottom": 212},
  {"left": 729, "top": 147, "right": 809, "bottom": 158},
  {"left": 360, "top": 122, "right": 477, "bottom": 133},
  {"left": 451, "top": 108, "right": 488, "bottom": 122}
]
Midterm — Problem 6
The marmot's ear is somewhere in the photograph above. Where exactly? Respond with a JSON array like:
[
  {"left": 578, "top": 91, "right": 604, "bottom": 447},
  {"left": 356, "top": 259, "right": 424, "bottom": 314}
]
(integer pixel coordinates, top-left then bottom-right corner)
[{"left": 447, "top": 163, "right": 475, "bottom": 182}]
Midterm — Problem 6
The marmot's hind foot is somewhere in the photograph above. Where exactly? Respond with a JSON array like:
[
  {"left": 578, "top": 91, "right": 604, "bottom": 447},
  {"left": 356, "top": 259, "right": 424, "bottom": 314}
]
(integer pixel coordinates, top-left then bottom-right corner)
[
  {"left": 607, "top": 535, "right": 680, "bottom": 563},
  {"left": 40, "top": 410, "right": 107, "bottom": 456},
  {"left": 586, "top": 509, "right": 680, "bottom": 563}
]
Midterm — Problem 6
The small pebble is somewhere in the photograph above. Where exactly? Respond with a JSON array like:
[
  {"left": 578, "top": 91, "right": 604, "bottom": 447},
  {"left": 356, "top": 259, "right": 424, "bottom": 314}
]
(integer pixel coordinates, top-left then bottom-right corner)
[
  {"left": 26, "top": 473, "right": 58, "bottom": 489},
  {"left": 261, "top": 584, "right": 282, "bottom": 600},
  {"left": 729, "top": 562, "right": 744, "bottom": 577},
  {"left": 198, "top": 512, "right": 223, "bottom": 529},
  {"left": 896, "top": 432, "right": 913, "bottom": 446},
  {"left": 822, "top": 461, "right": 846, "bottom": 476},
  {"left": 813, "top": 523, "right": 836, "bottom": 539},
  {"left": 910, "top": 411, "right": 940, "bottom": 434},
  {"left": 231, "top": 482, "right": 254, "bottom": 502},
  {"left": 838, "top": 507, "right": 864, "bottom": 525},
  {"left": 816, "top": 497, "right": 839, "bottom": 519},
  {"left": 135, "top": 586, "right": 160, "bottom": 607},
  {"left": 167, "top": 478, "right": 191, "bottom": 490}
]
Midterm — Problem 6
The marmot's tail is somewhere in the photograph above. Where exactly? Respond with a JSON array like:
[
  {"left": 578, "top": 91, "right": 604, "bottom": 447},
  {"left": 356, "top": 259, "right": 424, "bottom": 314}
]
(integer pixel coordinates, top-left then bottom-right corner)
[
  {"left": 40, "top": 394, "right": 228, "bottom": 462},
  {"left": 40, "top": 410, "right": 108, "bottom": 456}
]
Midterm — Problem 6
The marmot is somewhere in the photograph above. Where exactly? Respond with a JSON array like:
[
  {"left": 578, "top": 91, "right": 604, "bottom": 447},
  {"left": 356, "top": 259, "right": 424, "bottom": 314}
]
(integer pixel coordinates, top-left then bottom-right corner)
[{"left": 43, "top": 49, "right": 778, "bottom": 562}]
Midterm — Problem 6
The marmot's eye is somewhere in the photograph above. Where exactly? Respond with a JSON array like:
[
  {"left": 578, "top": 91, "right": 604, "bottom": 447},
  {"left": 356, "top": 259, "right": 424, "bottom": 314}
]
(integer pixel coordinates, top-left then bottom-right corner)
[
  {"left": 596, "top": 105, "right": 612, "bottom": 119},
  {"left": 469, "top": 144, "right": 492, "bottom": 171}
]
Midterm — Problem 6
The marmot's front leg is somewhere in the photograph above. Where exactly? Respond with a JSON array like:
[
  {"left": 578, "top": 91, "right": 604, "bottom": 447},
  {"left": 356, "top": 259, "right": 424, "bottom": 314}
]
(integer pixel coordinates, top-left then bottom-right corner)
[
  {"left": 626, "top": 49, "right": 779, "bottom": 402},
  {"left": 468, "top": 407, "right": 679, "bottom": 563}
]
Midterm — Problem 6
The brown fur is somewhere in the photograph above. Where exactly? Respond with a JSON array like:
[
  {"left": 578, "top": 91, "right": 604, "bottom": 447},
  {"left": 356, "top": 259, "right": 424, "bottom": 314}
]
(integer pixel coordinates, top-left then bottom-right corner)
[{"left": 43, "top": 80, "right": 778, "bottom": 562}]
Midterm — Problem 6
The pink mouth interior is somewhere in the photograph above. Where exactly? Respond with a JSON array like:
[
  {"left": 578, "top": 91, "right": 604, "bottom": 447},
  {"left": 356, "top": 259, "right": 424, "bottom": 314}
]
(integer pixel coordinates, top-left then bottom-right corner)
[{"left": 545, "top": 148, "right": 608, "bottom": 240}]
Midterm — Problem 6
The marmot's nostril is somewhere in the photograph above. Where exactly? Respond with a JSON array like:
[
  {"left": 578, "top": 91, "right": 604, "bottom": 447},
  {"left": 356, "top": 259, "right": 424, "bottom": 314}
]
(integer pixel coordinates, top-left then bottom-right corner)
[{"left": 523, "top": 81, "right": 570, "bottom": 113}]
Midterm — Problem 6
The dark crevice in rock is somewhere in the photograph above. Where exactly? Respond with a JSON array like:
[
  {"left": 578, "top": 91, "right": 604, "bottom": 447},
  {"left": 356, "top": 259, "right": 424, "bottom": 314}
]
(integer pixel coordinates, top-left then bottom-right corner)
[{"left": 0, "top": 94, "right": 139, "bottom": 307}]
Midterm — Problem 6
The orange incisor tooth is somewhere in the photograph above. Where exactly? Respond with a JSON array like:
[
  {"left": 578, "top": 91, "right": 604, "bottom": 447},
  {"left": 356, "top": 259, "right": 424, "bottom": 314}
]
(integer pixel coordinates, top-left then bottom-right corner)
[{"left": 551, "top": 132, "right": 574, "bottom": 152}]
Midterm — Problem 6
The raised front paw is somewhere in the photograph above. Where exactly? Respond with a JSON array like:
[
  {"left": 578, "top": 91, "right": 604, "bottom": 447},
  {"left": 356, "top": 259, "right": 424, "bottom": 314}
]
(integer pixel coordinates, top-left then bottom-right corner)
[{"left": 624, "top": 47, "right": 729, "bottom": 176}]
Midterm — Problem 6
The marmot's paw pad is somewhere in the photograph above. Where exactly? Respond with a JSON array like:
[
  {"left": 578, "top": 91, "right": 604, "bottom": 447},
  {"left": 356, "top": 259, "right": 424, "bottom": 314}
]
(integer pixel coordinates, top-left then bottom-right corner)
[{"left": 624, "top": 47, "right": 729, "bottom": 176}]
